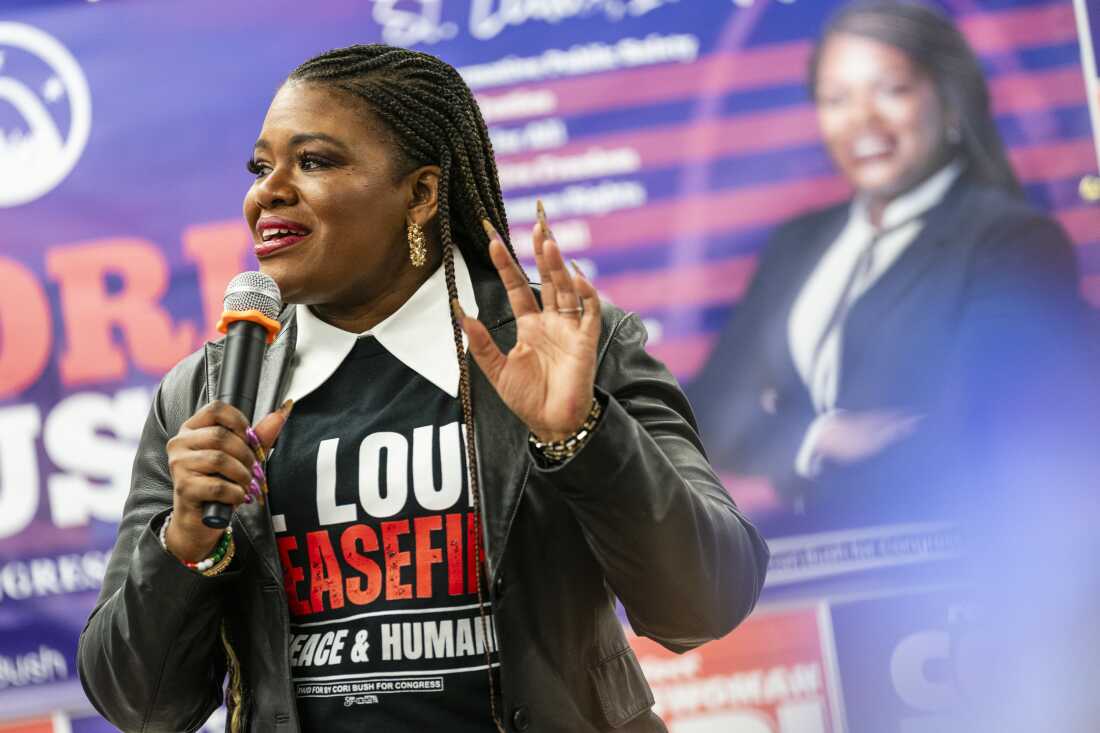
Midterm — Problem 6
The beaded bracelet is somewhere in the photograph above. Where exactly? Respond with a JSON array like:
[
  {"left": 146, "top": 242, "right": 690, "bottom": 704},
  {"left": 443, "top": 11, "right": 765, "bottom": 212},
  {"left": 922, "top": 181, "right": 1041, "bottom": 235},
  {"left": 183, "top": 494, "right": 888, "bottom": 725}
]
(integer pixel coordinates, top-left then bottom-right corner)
[
  {"left": 201, "top": 531, "right": 237, "bottom": 577},
  {"left": 159, "top": 512, "right": 235, "bottom": 576},
  {"left": 529, "top": 397, "right": 604, "bottom": 464},
  {"left": 188, "top": 529, "right": 232, "bottom": 573}
]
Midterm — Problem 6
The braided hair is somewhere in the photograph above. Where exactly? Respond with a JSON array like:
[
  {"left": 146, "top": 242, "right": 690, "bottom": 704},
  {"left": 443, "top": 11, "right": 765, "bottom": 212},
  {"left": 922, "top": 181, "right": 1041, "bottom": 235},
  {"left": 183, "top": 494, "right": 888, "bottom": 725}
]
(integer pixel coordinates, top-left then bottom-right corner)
[
  {"left": 289, "top": 44, "right": 513, "bottom": 730},
  {"left": 290, "top": 44, "right": 516, "bottom": 265}
]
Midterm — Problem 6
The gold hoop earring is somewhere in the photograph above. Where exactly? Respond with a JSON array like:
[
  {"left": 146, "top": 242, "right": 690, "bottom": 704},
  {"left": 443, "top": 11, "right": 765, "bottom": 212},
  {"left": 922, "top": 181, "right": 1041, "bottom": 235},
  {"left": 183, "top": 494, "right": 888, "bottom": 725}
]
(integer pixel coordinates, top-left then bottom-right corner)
[{"left": 408, "top": 221, "right": 427, "bottom": 268}]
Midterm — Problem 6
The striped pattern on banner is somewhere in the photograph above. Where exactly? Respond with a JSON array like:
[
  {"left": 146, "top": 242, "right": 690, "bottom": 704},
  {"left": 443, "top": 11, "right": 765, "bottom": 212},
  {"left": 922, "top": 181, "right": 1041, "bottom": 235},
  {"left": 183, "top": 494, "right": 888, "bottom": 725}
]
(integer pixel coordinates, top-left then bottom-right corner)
[{"left": 484, "top": 1, "right": 1097, "bottom": 378}]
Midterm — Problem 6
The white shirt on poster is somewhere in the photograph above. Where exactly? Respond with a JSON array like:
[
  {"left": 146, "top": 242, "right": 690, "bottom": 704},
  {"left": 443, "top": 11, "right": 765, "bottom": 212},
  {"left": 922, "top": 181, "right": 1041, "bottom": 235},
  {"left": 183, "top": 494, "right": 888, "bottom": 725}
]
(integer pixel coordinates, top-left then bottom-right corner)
[{"left": 790, "top": 162, "right": 962, "bottom": 478}]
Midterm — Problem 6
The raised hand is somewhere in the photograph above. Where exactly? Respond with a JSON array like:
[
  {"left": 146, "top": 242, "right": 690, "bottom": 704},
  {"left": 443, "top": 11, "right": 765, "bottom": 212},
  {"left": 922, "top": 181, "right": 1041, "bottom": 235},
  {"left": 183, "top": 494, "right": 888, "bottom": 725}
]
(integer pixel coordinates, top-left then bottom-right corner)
[{"left": 454, "top": 206, "right": 600, "bottom": 442}]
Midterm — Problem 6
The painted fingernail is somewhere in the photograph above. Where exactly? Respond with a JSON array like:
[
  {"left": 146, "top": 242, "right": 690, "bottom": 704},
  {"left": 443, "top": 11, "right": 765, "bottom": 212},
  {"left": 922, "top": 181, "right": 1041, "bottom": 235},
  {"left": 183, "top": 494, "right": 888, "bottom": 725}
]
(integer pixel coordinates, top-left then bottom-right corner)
[
  {"left": 481, "top": 218, "right": 500, "bottom": 242},
  {"left": 249, "top": 478, "right": 260, "bottom": 496},
  {"left": 569, "top": 259, "right": 587, "bottom": 278},
  {"left": 536, "top": 199, "right": 553, "bottom": 238},
  {"left": 279, "top": 398, "right": 295, "bottom": 416},
  {"left": 243, "top": 493, "right": 253, "bottom": 504},
  {"left": 252, "top": 461, "right": 265, "bottom": 482},
  {"left": 245, "top": 426, "right": 260, "bottom": 449}
]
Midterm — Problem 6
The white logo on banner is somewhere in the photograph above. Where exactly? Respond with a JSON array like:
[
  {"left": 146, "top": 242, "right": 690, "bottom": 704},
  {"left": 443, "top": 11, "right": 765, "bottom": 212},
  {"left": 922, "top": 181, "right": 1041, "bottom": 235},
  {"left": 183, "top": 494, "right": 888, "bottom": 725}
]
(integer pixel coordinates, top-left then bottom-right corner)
[
  {"left": 0, "top": 22, "right": 91, "bottom": 208},
  {"left": 469, "top": 0, "right": 678, "bottom": 40},
  {"left": 371, "top": 0, "right": 457, "bottom": 47}
]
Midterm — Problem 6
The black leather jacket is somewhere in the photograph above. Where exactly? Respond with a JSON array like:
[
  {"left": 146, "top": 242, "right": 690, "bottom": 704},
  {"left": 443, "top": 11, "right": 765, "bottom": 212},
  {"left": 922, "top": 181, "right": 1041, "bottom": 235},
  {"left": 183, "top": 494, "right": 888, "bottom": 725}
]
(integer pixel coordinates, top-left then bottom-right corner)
[{"left": 78, "top": 264, "right": 769, "bottom": 732}]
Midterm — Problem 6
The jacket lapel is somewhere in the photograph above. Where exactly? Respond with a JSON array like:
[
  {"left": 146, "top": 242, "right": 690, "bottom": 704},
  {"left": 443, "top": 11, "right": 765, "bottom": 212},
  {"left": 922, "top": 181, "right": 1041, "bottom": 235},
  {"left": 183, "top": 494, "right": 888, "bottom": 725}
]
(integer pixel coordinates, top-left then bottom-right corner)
[
  {"left": 466, "top": 261, "right": 527, "bottom": 582},
  {"left": 766, "top": 206, "right": 847, "bottom": 391},
  {"left": 840, "top": 180, "right": 969, "bottom": 385},
  {"left": 785, "top": 208, "right": 849, "bottom": 302}
]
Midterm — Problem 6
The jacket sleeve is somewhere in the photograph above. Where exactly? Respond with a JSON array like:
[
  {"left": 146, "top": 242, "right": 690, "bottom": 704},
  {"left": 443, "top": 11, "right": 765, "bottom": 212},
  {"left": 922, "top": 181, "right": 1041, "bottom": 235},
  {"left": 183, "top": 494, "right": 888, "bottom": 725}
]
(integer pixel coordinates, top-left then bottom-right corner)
[
  {"left": 78, "top": 356, "right": 241, "bottom": 733},
  {"left": 535, "top": 312, "right": 770, "bottom": 652}
]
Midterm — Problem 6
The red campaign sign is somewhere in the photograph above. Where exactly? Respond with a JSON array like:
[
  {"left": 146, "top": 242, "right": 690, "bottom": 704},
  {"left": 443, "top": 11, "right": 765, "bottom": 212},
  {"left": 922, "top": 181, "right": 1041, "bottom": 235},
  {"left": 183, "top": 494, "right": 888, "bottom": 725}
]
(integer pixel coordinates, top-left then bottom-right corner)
[
  {"left": 628, "top": 606, "right": 842, "bottom": 733},
  {"left": 0, "top": 718, "right": 55, "bottom": 733}
]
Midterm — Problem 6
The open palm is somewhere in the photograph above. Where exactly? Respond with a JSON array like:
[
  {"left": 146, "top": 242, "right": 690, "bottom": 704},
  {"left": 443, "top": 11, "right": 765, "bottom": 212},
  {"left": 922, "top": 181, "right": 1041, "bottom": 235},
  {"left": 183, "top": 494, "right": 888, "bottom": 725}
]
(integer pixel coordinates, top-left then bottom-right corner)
[{"left": 456, "top": 217, "right": 600, "bottom": 442}]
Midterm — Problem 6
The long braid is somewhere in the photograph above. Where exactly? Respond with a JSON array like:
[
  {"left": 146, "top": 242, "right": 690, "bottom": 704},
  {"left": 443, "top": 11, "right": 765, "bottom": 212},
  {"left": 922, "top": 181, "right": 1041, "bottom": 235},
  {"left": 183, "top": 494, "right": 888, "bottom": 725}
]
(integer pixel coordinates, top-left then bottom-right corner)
[
  {"left": 441, "top": 236, "right": 503, "bottom": 733},
  {"left": 290, "top": 44, "right": 512, "bottom": 730},
  {"left": 434, "top": 158, "right": 494, "bottom": 684}
]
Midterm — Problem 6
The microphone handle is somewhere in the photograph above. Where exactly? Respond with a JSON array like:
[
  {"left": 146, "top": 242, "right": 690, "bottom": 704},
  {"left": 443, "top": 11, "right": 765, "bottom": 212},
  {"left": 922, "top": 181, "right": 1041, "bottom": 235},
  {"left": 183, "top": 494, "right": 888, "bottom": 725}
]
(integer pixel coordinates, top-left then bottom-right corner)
[{"left": 202, "top": 319, "right": 269, "bottom": 529}]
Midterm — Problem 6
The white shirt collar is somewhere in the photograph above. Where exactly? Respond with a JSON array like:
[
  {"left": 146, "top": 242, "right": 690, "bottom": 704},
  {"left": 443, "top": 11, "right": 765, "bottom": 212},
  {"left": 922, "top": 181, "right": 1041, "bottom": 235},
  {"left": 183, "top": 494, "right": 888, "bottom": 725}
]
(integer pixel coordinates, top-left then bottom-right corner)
[
  {"left": 283, "top": 247, "right": 479, "bottom": 402},
  {"left": 852, "top": 160, "right": 963, "bottom": 231}
]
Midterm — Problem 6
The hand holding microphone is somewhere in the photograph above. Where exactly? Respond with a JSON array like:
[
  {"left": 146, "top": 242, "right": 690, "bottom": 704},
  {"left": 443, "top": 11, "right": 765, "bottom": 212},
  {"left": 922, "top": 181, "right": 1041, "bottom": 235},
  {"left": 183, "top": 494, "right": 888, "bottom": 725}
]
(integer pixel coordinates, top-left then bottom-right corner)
[{"left": 163, "top": 272, "right": 289, "bottom": 564}]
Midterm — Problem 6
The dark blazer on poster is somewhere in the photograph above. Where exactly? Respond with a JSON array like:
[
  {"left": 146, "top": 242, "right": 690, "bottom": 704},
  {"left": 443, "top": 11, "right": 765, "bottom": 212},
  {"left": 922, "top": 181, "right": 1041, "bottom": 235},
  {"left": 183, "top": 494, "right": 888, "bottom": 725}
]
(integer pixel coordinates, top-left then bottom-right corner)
[{"left": 689, "top": 175, "right": 1082, "bottom": 527}]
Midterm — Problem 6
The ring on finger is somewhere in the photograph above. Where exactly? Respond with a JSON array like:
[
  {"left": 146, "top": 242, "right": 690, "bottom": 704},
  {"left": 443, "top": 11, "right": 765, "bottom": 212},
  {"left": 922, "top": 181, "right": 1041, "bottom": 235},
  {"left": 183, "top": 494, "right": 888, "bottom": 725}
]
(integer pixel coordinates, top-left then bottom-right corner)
[{"left": 558, "top": 306, "right": 583, "bottom": 316}]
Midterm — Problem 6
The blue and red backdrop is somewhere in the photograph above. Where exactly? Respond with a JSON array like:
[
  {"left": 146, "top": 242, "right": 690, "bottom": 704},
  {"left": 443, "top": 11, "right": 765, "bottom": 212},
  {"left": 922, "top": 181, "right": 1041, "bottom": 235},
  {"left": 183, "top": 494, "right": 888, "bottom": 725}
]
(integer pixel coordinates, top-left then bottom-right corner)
[{"left": 0, "top": 1, "right": 1096, "bottom": 730}]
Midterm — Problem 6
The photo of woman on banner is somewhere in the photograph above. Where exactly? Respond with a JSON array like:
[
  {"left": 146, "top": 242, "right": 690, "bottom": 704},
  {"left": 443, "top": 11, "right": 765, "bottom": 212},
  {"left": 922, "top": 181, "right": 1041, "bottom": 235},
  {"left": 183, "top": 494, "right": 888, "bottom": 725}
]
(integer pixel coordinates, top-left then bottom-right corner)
[{"left": 689, "top": 0, "right": 1084, "bottom": 528}]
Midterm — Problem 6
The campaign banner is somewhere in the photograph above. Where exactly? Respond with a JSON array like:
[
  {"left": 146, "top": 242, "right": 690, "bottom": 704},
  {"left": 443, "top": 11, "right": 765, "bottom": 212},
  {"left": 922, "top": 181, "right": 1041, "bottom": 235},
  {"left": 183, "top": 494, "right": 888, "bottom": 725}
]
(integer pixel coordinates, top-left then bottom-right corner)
[
  {"left": 829, "top": 589, "right": 976, "bottom": 733},
  {"left": 628, "top": 605, "right": 844, "bottom": 732},
  {"left": 764, "top": 522, "right": 963, "bottom": 586},
  {"left": 0, "top": 0, "right": 1096, "bottom": 722}
]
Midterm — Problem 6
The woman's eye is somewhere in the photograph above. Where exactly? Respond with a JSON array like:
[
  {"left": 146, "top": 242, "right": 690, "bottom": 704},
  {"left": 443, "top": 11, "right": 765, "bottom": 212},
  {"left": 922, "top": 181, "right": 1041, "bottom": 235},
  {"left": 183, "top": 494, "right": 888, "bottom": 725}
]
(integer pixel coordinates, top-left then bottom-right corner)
[
  {"left": 818, "top": 91, "right": 848, "bottom": 108},
  {"left": 246, "top": 154, "right": 331, "bottom": 178},
  {"left": 298, "top": 154, "right": 330, "bottom": 171},
  {"left": 247, "top": 158, "right": 270, "bottom": 178},
  {"left": 879, "top": 82, "right": 912, "bottom": 98}
]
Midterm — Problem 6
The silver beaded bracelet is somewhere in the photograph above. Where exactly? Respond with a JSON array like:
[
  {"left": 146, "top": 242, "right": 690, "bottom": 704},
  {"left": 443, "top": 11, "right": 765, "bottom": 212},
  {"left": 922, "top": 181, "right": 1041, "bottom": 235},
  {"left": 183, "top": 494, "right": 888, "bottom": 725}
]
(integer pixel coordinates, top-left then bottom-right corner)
[{"left": 529, "top": 397, "right": 604, "bottom": 463}]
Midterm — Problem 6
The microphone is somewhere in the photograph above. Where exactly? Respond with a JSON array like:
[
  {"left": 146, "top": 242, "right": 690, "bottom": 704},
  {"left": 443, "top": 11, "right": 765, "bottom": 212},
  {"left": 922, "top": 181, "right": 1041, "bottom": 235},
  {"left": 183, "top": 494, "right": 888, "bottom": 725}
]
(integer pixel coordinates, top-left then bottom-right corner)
[{"left": 202, "top": 272, "right": 283, "bottom": 529}]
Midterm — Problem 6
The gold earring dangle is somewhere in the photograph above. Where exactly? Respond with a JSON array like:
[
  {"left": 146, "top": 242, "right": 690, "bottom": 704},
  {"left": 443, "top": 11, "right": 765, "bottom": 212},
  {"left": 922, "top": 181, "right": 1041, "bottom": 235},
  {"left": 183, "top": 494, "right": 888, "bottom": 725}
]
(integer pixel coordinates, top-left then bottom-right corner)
[{"left": 408, "top": 221, "right": 427, "bottom": 268}]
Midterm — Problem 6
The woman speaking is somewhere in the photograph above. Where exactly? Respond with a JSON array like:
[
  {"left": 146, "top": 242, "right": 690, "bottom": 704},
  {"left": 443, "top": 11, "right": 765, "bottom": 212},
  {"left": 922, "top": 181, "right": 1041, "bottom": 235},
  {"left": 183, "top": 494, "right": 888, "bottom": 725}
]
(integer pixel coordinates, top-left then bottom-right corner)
[
  {"left": 77, "top": 45, "right": 769, "bottom": 732},
  {"left": 690, "top": 0, "right": 1082, "bottom": 526}
]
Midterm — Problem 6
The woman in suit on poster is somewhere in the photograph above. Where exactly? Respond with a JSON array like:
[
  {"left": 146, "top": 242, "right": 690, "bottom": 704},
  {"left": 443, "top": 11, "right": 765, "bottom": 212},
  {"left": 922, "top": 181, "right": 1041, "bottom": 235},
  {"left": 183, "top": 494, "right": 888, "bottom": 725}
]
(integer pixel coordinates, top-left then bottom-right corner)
[{"left": 689, "top": 0, "right": 1082, "bottom": 526}]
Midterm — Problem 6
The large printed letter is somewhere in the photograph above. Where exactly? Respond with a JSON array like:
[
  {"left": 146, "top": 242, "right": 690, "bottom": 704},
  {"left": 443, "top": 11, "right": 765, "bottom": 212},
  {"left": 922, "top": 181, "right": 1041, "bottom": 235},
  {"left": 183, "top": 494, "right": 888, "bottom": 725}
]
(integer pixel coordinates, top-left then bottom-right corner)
[
  {"left": 47, "top": 239, "right": 196, "bottom": 384},
  {"left": 182, "top": 221, "right": 251, "bottom": 342},
  {"left": 359, "top": 432, "right": 408, "bottom": 518},
  {"left": 0, "top": 258, "right": 51, "bottom": 399},
  {"left": 317, "top": 438, "right": 357, "bottom": 526},
  {"left": 412, "top": 422, "right": 462, "bottom": 511},
  {"left": 0, "top": 405, "right": 42, "bottom": 539},
  {"left": 44, "top": 387, "right": 150, "bottom": 527}
]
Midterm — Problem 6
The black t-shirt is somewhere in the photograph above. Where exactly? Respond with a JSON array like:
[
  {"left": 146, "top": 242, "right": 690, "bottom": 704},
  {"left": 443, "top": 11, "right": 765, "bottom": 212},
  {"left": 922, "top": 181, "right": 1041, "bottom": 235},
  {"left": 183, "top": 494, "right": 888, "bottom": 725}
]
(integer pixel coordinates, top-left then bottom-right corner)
[{"left": 267, "top": 336, "right": 499, "bottom": 732}]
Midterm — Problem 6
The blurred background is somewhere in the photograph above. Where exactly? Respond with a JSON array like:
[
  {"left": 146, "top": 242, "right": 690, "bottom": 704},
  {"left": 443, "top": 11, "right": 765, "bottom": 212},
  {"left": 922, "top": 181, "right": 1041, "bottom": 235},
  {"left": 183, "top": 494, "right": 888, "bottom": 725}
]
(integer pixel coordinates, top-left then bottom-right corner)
[{"left": 0, "top": 0, "right": 1097, "bottom": 731}]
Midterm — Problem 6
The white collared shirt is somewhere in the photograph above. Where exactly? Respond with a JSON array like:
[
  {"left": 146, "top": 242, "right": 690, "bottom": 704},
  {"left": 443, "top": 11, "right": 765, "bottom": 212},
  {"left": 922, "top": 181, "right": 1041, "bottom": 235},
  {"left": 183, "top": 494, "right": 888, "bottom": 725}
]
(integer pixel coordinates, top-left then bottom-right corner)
[
  {"left": 790, "top": 162, "right": 962, "bottom": 477},
  {"left": 281, "top": 247, "right": 479, "bottom": 403}
]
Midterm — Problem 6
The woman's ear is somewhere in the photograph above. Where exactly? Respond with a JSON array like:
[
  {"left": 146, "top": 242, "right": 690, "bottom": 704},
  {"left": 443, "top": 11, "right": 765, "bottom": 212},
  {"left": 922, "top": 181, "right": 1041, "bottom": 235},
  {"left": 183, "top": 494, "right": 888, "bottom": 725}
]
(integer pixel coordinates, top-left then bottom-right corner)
[
  {"left": 407, "top": 165, "right": 442, "bottom": 225},
  {"left": 940, "top": 94, "right": 963, "bottom": 145}
]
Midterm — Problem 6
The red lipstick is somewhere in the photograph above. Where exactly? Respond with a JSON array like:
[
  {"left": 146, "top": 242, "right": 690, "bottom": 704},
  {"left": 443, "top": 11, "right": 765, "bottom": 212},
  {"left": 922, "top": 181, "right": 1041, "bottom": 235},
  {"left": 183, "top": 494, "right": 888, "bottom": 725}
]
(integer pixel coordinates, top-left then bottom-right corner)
[{"left": 255, "top": 216, "right": 312, "bottom": 258}]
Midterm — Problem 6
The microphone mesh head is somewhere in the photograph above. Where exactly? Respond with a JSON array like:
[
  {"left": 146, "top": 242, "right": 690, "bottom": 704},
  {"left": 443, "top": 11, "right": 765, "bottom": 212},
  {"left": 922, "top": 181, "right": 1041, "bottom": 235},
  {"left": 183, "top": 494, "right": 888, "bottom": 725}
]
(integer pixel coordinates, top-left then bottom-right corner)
[{"left": 223, "top": 271, "right": 282, "bottom": 320}]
